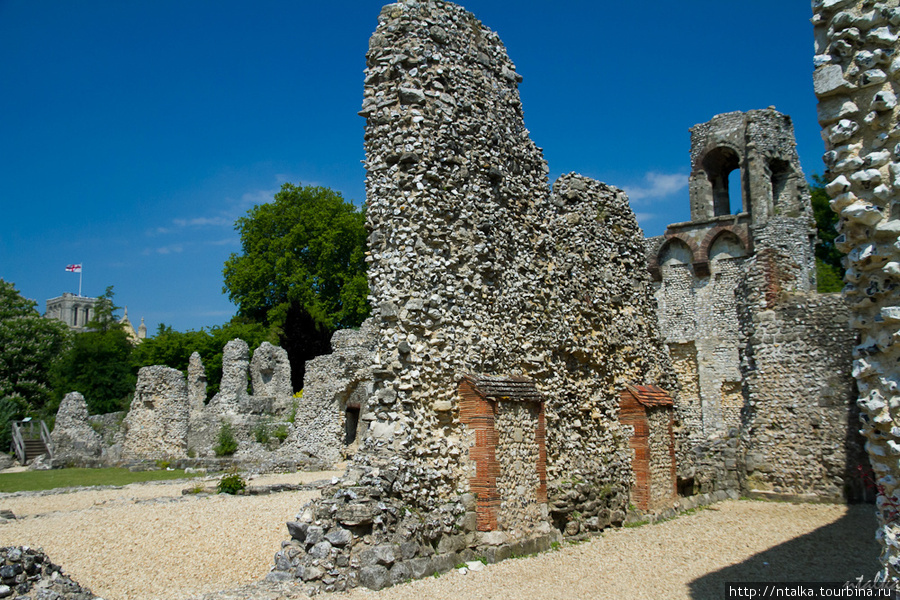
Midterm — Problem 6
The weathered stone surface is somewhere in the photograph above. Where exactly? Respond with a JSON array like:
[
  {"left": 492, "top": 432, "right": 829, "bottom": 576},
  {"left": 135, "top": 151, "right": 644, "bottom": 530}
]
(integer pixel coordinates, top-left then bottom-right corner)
[
  {"left": 0, "top": 546, "right": 97, "bottom": 599},
  {"left": 250, "top": 341, "right": 292, "bottom": 409},
  {"left": 51, "top": 391, "right": 103, "bottom": 460},
  {"left": 281, "top": 319, "right": 376, "bottom": 466},
  {"left": 647, "top": 108, "right": 864, "bottom": 503},
  {"left": 187, "top": 352, "right": 207, "bottom": 411},
  {"left": 209, "top": 339, "right": 250, "bottom": 413},
  {"left": 325, "top": 528, "right": 353, "bottom": 547},
  {"left": 123, "top": 366, "right": 190, "bottom": 459},
  {"left": 187, "top": 339, "right": 296, "bottom": 459},
  {"left": 813, "top": 0, "right": 900, "bottom": 582},
  {"left": 357, "top": 566, "right": 389, "bottom": 591}
]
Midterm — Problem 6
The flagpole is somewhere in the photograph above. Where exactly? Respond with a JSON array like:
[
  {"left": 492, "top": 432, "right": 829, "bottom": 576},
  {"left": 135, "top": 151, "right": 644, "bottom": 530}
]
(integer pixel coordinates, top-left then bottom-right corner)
[{"left": 79, "top": 266, "right": 82, "bottom": 297}]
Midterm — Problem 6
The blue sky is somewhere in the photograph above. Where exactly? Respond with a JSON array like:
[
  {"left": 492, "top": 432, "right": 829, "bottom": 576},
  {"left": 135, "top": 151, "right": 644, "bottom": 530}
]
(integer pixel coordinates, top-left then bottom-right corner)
[{"left": 1, "top": 1, "right": 822, "bottom": 333}]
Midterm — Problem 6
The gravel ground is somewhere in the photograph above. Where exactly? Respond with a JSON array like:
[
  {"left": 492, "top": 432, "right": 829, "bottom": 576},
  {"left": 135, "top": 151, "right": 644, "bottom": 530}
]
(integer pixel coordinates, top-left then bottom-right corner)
[
  {"left": 0, "top": 470, "right": 342, "bottom": 600},
  {"left": 0, "top": 473, "right": 881, "bottom": 600}
]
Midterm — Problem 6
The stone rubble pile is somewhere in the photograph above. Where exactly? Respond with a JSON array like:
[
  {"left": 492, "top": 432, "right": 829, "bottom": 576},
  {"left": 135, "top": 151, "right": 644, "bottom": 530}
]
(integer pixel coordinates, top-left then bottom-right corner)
[{"left": 0, "top": 547, "right": 97, "bottom": 600}]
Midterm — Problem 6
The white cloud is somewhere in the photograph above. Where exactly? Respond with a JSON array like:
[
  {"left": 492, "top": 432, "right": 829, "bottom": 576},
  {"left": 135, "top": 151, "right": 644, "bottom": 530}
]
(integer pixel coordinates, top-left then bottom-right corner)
[
  {"left": 148, "top": 244, "right": 184, "bottom": 255},
  {"left": 239, "top": 187, "right": 278, "bottom": 209},
  {"left": 172, "top": 216, "right": 231, "bottom": 228},
  {"left": 622, "top": 172, "right": 688, "bottom": 203},
  {"left": 206, "top": 237, "right": 239, "bottom": 247}
]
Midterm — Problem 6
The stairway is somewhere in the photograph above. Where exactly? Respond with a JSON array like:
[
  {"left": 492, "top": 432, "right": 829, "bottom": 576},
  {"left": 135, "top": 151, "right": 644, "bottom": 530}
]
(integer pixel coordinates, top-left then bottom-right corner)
[{"left": 22, "top": 438, "right": 49, "bottom": 463}]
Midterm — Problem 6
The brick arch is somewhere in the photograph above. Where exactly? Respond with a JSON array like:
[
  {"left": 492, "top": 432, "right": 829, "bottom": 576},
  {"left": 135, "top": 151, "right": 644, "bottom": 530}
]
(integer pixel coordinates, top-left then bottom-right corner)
[
  {"left": 658, "top": 235, "right": 698, "bottom": 266},
  {"left": 648, "top": 234, "right": 701, "bottom": 280},
  {"left": 698, "top": 225, "right": 751, "bottom": 263}
]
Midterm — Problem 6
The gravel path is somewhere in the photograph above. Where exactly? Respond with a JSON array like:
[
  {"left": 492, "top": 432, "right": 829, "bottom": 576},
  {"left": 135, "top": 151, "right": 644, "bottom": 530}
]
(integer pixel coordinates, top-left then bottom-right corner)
[{"left": 0, "top": 473, "right": 880, "bottom": 600}]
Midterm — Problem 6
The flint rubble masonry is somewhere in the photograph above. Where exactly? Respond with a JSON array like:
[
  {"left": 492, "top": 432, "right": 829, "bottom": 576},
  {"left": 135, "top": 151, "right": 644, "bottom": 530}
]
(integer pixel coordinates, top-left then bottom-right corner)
[
  {"left": 812, "top": 0, "right": 900, "bottom": 582},
  {"left": 271, "top": 1, "right": 676, "bottom": 593}
]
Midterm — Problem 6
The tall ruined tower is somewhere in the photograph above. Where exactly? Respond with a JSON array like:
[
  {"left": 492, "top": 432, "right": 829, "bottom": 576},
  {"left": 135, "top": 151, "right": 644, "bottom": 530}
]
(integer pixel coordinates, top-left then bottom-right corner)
[{"left": 648, "top": 108, "right": 863, "bottom": 504}]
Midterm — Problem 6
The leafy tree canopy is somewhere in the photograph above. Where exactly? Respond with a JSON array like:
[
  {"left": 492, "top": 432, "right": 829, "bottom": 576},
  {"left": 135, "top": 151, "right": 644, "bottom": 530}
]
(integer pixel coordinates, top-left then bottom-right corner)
[
  {"left": 0, "top": 280, "right": 69, "bottom": 430},
  {"left": 810, "top": 174, "right": 845, "bottom": 293},
  {"left": 222, "top": 183, "right": 370, "bottom": 332}
]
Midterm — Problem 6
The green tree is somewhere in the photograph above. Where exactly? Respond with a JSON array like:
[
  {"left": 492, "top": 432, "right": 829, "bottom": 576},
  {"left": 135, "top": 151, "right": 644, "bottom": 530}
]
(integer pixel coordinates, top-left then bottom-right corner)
[
  {"left": 0, "top": 280, "right": 69, "bottom": 445},
  {"left": 810, "top": 174, "right": 845, "bottom": 293},
  {"left": 51, "top": 287, "right": 135, "bottom": 415},
  {"left": 222, "top": 183, "right": 370, "bottom": 385}
]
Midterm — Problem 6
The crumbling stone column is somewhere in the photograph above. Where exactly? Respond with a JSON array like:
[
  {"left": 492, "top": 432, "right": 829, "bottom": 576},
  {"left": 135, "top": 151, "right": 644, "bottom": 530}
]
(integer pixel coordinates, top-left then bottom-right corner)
[
  {"left": 250, "top": 341, "right": 292, "bottom": 408},
  {"left": 209, "top": 339, "right": 249, "bottom": 413},
  {"left": 123, "top": 366, "right": 190, "bottom": 459},
  {"left": 187, "top": 351, "right": 207, "bottom": 412},
  {"left": 812, "top": 0, "right": 900, "bottom": 581}
]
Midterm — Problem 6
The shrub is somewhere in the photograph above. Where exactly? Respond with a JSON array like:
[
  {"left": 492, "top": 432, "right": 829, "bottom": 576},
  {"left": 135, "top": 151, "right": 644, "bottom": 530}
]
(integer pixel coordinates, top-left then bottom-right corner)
[
  {"left": 214, "top": 422, "right": 238, "bottom": 456},
  {"left": 216, "top": 470, "right": 246, "bottom": 495},
  {"left": 253, "top": 421, "right": 270, "bottom": 444},
  {"left": 273, "top": 423, "right": 289, "bottom": 442}
]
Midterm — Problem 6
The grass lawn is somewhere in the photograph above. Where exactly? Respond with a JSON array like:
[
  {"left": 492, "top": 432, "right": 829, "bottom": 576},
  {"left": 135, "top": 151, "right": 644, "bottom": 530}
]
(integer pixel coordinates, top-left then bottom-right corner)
[{"left": 0, "top": 468, "right": 202, "bottom": 493}]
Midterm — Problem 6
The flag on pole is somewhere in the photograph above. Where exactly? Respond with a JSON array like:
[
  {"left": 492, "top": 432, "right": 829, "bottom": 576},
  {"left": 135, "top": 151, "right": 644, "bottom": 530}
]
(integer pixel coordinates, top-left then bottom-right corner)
[{"left": 65, "top": 264, "right": 82, "bottom": 273}]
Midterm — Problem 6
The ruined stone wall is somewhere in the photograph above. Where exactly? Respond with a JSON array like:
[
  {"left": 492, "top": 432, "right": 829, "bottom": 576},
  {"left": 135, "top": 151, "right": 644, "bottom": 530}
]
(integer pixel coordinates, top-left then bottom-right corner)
[
  {"left": 359, "top": 0, "right": 672, "bottom": 514},
  {"left": 272, "top": 1, "right": 675, "bottom": 592},
  {"left": 812, "top": 0, "right": 900, "bottom": 578},
  {"left": 51, "top": 391, "right": 103, "bottom": 462},
  {"left": 282, "top": 320, "right": 376, "bottom": 466},
  {"left": 740, "top": 290, "right": 864, "bottom": 500},
  {"left": 123, "top": 366, "right": 190, "bottom": 459},
  {"left": 187, "top": 352, "right": 207, "bottom": 411},
  {"left": 654, "top": 256, "right": 745, "bottom": 440},
  {"left": 494, "top": 401, "right": 544, "bottom": 533},
  {"left": 251, "top": 341, "right": 293, "bottom": 412}
]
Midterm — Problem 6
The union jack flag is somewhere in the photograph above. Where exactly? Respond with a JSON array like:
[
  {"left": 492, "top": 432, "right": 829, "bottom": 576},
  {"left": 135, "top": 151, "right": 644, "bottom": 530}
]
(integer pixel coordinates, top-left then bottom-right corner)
[{"left": 65, "top": 264, "right": 82, "bottom": 273}]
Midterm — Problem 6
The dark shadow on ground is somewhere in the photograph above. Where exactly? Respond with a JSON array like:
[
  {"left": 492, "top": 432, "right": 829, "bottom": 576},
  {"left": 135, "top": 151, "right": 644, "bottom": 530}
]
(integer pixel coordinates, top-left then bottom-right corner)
[{"left": 689, "top": 504, "right": 880, "bottom": 600}]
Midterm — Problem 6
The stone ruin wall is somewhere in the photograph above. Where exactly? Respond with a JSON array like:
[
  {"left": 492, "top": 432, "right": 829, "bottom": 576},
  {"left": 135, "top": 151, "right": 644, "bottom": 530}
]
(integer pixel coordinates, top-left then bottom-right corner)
[
  {"left": 55, "top": 340, "right": 300, "bottom": 465},
  {"left": 647, "top": 408, "right": 676, "bottom": 512},
  {"left": 739, "top": 251, "right": 866, "bottom": 500},
  {"left": 812, "top": 0, "right": 900, "bottom": 580},
  {"left": 50, "top": 391, "right": 103, "bottom": 464},
  {"left": 648, "top": 107, "right": 864, "bottom": 502},
  {"left": 358, "top": 0, "right": 673, "bottom": 515},
  {"left": 122, "top": 366, "right": 191, "bottom": 459},
  {"left": 270, "top": 1, "right": 676, "bottom": 592},
  {"left": 283, "top": 319, "right": 377, "bottom": 467}
]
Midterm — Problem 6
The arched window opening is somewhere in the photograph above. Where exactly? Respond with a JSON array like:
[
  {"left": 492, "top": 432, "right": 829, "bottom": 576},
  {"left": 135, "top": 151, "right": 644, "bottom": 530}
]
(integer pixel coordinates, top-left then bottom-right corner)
[
  {"left": 72, "top": 306, "right": 78, "bottom": 327},
  {"left": 702, "top": 147, "right": 741, "bottom": 217},
  {"left": 770, "top": 159, "right": 793, "bottom": 210},
  {"left": 709, "top": 232, "right": 747, "bottom": 261},
  {"left": 660, "top": 238, "right": 694, "bottom": 267}
]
